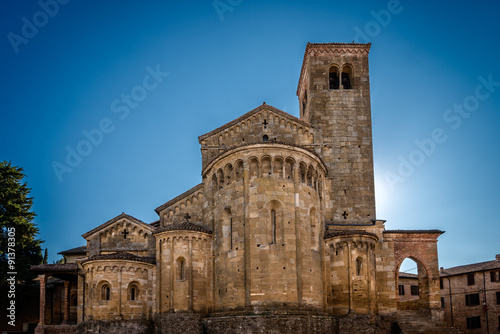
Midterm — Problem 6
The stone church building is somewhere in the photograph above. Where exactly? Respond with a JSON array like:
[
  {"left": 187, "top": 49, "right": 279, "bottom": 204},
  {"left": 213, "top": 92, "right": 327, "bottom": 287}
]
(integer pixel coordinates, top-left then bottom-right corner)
[{"left": 32, "top": 43, "right": 456, "bottom": 334}]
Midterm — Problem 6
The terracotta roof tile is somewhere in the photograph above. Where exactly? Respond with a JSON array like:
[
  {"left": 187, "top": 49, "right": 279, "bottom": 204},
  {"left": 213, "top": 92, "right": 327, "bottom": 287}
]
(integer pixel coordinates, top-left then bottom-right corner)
[
  {"left": 82, "top": 212, "right": 153, "bottom": 239},
  {"left": 58, "top": 246, "right": 87, "bottom": 255},
  {"left": 383, "top": 229, "right": 444, "bottom": 234},
  {"left": 82, "top": 252, "right": 156, "bottom": 265},
  {"left": 440, "top": 258, "right": 500, "bottom": 277},
  {"left": 324, "top": 229, "right": 378, "bottom": 240},
  {"left": 155, "top": 183, "right": 204, "bottom": 214},
  {"left": 31, "top": 263, "right": 78, "bottom": 272},
  {"left": 399, "top": 272, "right": 419, "bottom": 279},
  {"left": 154, "top": 221, "right": 212, "bottom": 235}
]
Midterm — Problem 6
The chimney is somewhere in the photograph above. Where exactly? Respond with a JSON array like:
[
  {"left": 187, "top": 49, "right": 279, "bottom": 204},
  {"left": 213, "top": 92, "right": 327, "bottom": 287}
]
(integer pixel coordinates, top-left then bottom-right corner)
[{"left": 496, "top": 254, "right": 500, "bottom": 261}]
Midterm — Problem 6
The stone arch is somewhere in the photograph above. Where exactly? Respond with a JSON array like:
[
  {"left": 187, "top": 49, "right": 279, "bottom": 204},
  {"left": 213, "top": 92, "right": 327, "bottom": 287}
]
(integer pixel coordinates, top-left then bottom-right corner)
[
  {"left": 97, "top": 280, "right": 111, "bottom": 301},
  {"left": 307, "top": 165, "right": 314, "bottom": 187},
  {"left": 355, "top": 257, "right": 363, "bottom": 276},
  {"left": 299, "top": 162, "right": 307, "bottom": 183},
  {"left": 224, "top": 163, "right": 233, "bottom": 185},
  {"left": 285, "top": 157, "right": 295, "bottom": 180},
  {"left": 234, "top": 160, "right": 244, "bottom": 180},
  {"left": 395, "top": 256, "right": 430, "bottom": 311},
  {"left": 328, "top": 64, "right": 340, "bottom": 89},
  {"left": 249, "top": 157, "right": 259, "bottom": 178},
  {"left": 177, "top": 257, "right": 186, "bottom": 281},
  {"left": 261, "top": 156, "right": 272, "bottom": 175},
  {"left": 342, "top": 63, "right": 353, "bottom": 89},
  {"left": 269, "top": 200, "right": 283, "bottom": 245},
  {"left": 217, "top": 169, "right": 224, "bottom": 189},
  {"left": 387, "top": 231, "right": 443, "bottom": 313},
  {"left": 127, "top": 281, "right": 140, "bottom": 301},
  {"left": 273, "top": 156, "right": 284, "bottom": 179}
]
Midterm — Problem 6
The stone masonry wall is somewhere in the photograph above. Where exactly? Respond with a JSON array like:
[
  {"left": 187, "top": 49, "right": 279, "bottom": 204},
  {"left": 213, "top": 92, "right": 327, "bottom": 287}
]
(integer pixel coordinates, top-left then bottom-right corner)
[
  {"left": 441, "top": 270, "right": 500, "bottom": 333},
  {"left": 297, "top": 44, "right": 375, "bottom": 224},
  {"left": 82, "top": 260, "right": 156, "bottom": 321},
  {"left": 202, "top": 144, "right": 327, "bottom": 312}
]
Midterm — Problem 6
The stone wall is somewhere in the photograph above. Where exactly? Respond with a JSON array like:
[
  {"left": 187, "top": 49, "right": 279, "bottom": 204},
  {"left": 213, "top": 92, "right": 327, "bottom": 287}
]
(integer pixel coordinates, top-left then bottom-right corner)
[
  {"left": 154, "top": 313, "right": 203, "bottom": 334},
  {"left": 202, "top": 143, "right": 327, "bottom": 312},
  {"left": 198, "top": 106, "right": 314, "bottom": 169},
  {"left": 385, "top": 231, "right": 443, "bottom": 315},
  {"left": 76, "top": 319, "right": 153, "bottom": 334},
  {"left": 203, "top": 314, "right": 337, "bottom": 334},
  {"left": 155, "top": 231, "right": 212, "bottom": 313},
  {"left": 157, "top": 184, "right": 205, "bottom": 227},
  {"left": 441, "top": 270, "right": 500, "bottom": 332},
  {"left": 297, "top": 43, "right": 375, "bottom": 224},
  {"left": 81, "top": 259, "right": 156, "bottom": 320}
]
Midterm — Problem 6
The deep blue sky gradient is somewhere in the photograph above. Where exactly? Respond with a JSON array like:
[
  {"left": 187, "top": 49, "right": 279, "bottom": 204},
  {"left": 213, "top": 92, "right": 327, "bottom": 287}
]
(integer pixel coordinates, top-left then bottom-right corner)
[{"left": 1, "top": 0, "right": 499, "bottom": 269}]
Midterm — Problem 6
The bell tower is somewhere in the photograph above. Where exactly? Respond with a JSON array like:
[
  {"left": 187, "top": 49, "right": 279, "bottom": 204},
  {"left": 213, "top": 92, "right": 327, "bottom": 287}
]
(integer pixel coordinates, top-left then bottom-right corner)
[{"left": 297, "top": 42, "right": 375, "bottom": 224}]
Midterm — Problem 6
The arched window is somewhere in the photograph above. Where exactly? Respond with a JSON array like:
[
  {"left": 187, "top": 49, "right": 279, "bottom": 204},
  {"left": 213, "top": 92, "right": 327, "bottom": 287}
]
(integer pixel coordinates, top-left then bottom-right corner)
[
  {"left": 100, "top": 282, "right": 111, "bottom": 301},
  {"left": 230, "top": 217, "right": 233, "bottom": 249},
  {"left": 302, "top": 90, "right": 308, "bottom": 115},
  {"left": 263, "top": 134, "right": 269, "bottom": 142},
  {"left": 356, "top": 257, "right": 363, "bottom": 276},
  {"left": 128, "top": 283, "right": 139, "bottom": 301},
  {"left": 224, "top": 207, "right": 233, "bottom": 250},
  {"left": 177, "top": 257, "right": 186, "bottom": 281},
  {"left": 285, "top": 158, "right": 294, "bottom": 180},
  {"left": 342, "top": 65, "right": 353, "bottom": 89},
  {"left": 310, "top": 207, "right": 318, "bottom": 250},
  {"left": 299, "top": 163, "right": 307, "bottom": 183},
  {"left": 329, "top": 66, "right": 340, "bottom": 90},
  {"left": 271, "top": 210, "right": 276, "bottom": 244}
]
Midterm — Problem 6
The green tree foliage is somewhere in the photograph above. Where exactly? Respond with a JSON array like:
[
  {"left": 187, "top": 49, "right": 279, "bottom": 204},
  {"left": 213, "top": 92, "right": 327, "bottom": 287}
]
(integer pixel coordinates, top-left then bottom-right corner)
[
  {"left": 0, "top": 161, "right": 43, "bottom": 284},
  {"left": 43, "top": 248, "right": 48, "bottom": 264}
]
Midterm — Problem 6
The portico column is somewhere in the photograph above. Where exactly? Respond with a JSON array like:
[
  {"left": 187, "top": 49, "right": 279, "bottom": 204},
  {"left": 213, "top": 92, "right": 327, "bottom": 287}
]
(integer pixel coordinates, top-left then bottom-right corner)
[
  {"left": 38, "top": 274, "right": 47, "bottom": 325},
  {"left": 62, "top": 280, "right": 70, "bottom": 324}
]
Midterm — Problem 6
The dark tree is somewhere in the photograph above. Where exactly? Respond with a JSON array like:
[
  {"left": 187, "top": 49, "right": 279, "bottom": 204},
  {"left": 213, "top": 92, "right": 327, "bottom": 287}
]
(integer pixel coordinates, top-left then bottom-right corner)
[{"left": 0, "top": 161, "right": 43, "bottom": 284}]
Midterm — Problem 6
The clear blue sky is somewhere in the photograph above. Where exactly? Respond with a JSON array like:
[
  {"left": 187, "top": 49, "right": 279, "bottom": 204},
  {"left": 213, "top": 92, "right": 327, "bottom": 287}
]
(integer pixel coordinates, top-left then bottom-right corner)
[{"left": 1, "top": 0, "right": 499, "bottom": 269}]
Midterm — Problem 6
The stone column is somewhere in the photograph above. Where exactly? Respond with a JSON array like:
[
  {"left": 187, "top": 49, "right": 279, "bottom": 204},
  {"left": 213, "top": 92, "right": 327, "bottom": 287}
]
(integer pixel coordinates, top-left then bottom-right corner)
[
  {"left": 38, "top": 274, "right": 47, "bottom": 326},
  {"left": 62, "top": 280, "right": 70, "bottom": 324},
  {"left": 35, "top": 274, "right": 47, "bottom": 334}
]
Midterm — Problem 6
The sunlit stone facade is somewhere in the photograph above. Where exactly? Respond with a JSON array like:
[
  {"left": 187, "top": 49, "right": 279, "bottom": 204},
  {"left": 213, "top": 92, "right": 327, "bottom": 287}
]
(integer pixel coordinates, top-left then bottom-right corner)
[{"left": 33, "top": 43, "right": 452, "bottom": 334}]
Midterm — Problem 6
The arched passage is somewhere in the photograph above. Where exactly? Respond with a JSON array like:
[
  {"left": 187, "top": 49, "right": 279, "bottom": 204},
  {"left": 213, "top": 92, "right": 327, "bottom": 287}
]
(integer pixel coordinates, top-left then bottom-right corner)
[
  {"left": 396, "top": 257, "right": 429, "bottom": 310},
  {"left": 384, "top": 230, "right": 444, "bottom": 316}
]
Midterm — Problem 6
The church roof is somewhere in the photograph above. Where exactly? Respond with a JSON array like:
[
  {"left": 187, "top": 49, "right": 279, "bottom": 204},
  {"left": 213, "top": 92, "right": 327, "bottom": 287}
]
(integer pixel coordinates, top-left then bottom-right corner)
[
  {"left": 198, "top": 103, "right": 311, "bottom": 142},
  {"left": 81, "top": 252, "right": 156, "bottom": 265},
  {"left": 82, "top": 212, "right": 154, "bottom": 239},
  {"left": 383, "top": 230, "right": 444, "bottom": 234},
  {"left": 399, "top": 272, "right": 419, "bottom": 279},
  {"left": 58, "top": 246, "right": 87, "bottom": 255},
  {"left": 324, "top": 230, "right": 378, "bottom": 240},
  {"left": 155, "top": 183, "right": 204, "bottom": 214},
  {"left": 440, "top": 257, "right": 500, "bottom": 277},
  {"left": 154, "top": 221, "right": 212, "bottom": 235},
  {"left": 31, "top": 263, "right": 78, "bottom": 273}
]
